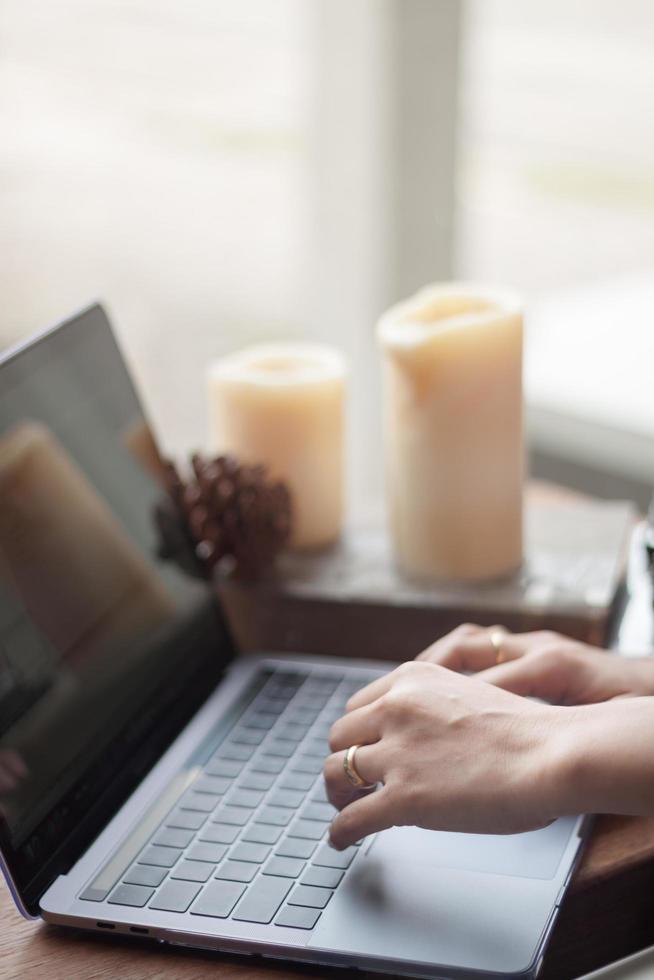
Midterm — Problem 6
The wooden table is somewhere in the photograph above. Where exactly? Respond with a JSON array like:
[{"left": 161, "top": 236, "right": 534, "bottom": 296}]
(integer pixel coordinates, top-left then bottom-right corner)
[{"left": 2, "top": 812, "right": 654, "bottom": 980}]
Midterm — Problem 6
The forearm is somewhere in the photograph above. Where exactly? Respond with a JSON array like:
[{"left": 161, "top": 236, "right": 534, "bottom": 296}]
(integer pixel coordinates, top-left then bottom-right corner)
[{"left": 550, "top": 697, "right": 654, "bottom": 818}]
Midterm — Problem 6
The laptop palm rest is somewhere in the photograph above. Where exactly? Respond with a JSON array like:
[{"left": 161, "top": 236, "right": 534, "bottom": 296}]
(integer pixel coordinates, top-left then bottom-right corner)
[{"left": 309, "top": 819, "right": 576, "bottom": 976}]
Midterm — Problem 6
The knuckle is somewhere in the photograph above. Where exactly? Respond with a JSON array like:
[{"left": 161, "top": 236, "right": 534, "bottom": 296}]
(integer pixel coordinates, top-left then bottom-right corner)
[{"left": 536, "top": 630, "right": 561, "bottom": 645}]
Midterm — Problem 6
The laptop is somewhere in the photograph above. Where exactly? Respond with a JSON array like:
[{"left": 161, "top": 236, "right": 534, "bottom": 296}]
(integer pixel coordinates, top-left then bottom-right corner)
[{"left": 0, "top": 304, "right": 588, "bottom": 979}]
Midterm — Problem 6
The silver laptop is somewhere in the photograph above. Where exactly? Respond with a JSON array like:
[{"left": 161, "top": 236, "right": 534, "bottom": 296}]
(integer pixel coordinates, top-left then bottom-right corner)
[{"left": 0, "top": 305, "right": 588, "bottom": 979}]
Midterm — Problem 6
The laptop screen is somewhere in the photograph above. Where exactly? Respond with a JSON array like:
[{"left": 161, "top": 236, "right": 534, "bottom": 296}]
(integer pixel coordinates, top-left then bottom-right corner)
[{"left": 0, "top": 305, "right": 235, "bottom": 915}]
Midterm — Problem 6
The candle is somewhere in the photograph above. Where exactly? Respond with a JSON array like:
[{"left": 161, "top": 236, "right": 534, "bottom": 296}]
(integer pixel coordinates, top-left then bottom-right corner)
[
  {"left": 208, "top": 343, "right": 347, "bottom": 549},
  {"left": 377, "top": 283, "right": 524, "bottom": 582}
]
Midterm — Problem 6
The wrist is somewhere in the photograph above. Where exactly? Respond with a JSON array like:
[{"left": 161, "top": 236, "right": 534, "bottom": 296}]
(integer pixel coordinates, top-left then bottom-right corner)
[
  {"left": 531, "top": 705, "right": 590, "bottom": 821},
  {"left": 541, "top": 698, "right": 654, "bottom": 818}
]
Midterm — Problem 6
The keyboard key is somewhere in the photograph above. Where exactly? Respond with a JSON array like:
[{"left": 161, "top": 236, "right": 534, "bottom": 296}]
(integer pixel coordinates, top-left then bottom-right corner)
[
  {"left": 311, "top": 782, "right": 330, "bottom": 803},
  {"left": 322, "top": 709, "right": 345, "bottom": 724},
  {"left": 266, "top": 677, "right": 303, "bottom": 699},
  {"left": 255, "top": 696, "right": 287, "bottom": 713},
  {"left": 108, "top": 883, "right": 153, "bottom": 907},
  {"left": 230, "top": 842, "right": 271, "bottom": 864},
  {"left": 199, "top": 823, "right": 239, "bottom": 845},
  {"left": 149, "top": 880, "right": 200, "bottom": 912},
  {"left": 242, "top": 712, "right": 278, "bottom": 730},
  {"left": 303, "top": 677, "right": 341, "bottom": 694},
  {"left": 212, "top": 805, "right": 251, "bottom": 826},
  {"left": 263, "top": 856, "right": 305, "bottom": 879},
  {"left": 242, "top": 823, "right": 282, "bottom": 845},
  {"left": 194, "top": 775, "right": 231, "bottom": 795},
  {"left": 231, "top": 728, "right": 265, "bottom": 746},
  {"left": 301, "top": 866, "right": 343, "bottom": 889},
  {"left": 221, "top": 744, "right": 254, "bottom": 762},
  {"left": 292, "top": 756, "right": 324, "bottom": 775},
  {"left": 228, "top": 788, "right": 265, "bottom": 809},
  {"left": 280, "top": 772, "right": 315, "bottom": 792},
  {"left": 265, "top": 741, "right": 296, "bottom": 759},
  {"left": 237, "top": 771, "right": 276, "bottom": 792},
  {"left": 191, "top": 880, "right": 245, "bottom": 918},
  {"left": 301, "top": 802, "right": 336, "bottom": 822},
  {"left": 79, "top": 887, "right": 109, "bottom": 902},
  {"left": 276, "top": 723, "right": 309, "bottom": 743},
  {"left": 303, "top": 738, "right": 328, "bottom": 758},
  {"left": 180, "top": 790, "right": 219, "bottom": 813},
  {"left": 232, "top": 875, "right": 292, "bottom": 923},
  {"left": 288, "top": 820, "right": 326, "bottom": 841},
  {"left": 268, "top": 789, "right": 305, "bottom": 809},
  {"left": 139, "top": 845, "right": 182, "bottom": 868},
  {"left": 152, "top": 828, "right": 194, "bottom": 849},
  {"left": 288, "top": 885, "right": 333, "bottom": 909},
  {"left": 251, "top": 756, "right": 285, "bottom": 775},
  {"left": 171, "top": 860, "right": 214, "bottom": 883},
  {"left": 187, "top": 842, "right": 228, "bottom": 864},
  {"left": 289, "top": 707, "right": 320, "bottom": 725},
  {"left": 313, "top": 844, "right": 358, "bottom": 869},
  {"left": 296, "top": 694, "right": 329, "bottom": 709},
  {"left": 205, "top": 758, "right": 243, "bottom": 778},
  {"left": 166, "top": 809, "right": 206, "bottom": 831},
  {"left": 124, "top": 865, "right": 168, "bottom": 888},
  {"left": 216, "top": 860, "right": 258, "bottom": 883},
  {"left": 275, "top": 905, "right": 321, "bottom": 930},
  {"left": 276, "top": 838, "right": 317, "bottom": 860},
  {"left": 258, "top": 806, "right": 292, "bottom": 827},
  {"left": 313, "top": 724, "right": 332, "bottom": 739}
]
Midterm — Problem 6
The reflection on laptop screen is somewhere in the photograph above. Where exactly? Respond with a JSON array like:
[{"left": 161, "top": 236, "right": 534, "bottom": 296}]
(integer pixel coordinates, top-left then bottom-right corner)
[{"left": 0, "top": 306, "right": 232, "bottom": 908}]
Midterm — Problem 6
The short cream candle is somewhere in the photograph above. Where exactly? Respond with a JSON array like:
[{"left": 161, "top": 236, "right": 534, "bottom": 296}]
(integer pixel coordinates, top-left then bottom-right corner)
[
  {"left": 208, "top": 343, "right": 347, "bottom": 550},
  {"left": 377, "top": 283, "right": 524, "bottom": 582}
]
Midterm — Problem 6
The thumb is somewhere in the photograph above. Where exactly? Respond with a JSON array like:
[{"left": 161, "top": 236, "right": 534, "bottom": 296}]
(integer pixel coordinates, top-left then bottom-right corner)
[{"left": 329, "top": 787, "right": 394, "bottom": 850}]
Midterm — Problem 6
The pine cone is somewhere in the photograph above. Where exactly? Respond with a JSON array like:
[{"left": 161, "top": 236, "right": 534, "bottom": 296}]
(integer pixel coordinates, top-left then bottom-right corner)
[{"left": 158, "top": 453, "right": 292, "bottom": 580}]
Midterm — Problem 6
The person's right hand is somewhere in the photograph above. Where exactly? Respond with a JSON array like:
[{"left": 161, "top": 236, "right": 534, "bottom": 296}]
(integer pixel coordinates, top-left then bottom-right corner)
[{"left": 416, "top": 625, "right": 654, "bottom": 706}]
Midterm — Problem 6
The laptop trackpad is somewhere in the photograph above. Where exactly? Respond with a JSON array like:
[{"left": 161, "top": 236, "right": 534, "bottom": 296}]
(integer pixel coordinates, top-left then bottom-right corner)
[
  {"left": 366, "top": 818, "right": 575, "bottom": 880},
  {"left": 309, "top": 820, "right": 577, "bottom": 973}
]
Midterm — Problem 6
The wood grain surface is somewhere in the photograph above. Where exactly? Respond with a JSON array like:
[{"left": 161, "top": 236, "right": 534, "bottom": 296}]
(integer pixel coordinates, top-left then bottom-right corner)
[{"left": 3, "top": 814, "right": 654, "bottom": 980}]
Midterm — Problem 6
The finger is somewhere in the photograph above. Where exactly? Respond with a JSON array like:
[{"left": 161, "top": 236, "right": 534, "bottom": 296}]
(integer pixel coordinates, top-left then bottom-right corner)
[
  {"left": 346, "top": 671, "right": 395, "bottom": 712},
  {"left": 417, "top": 628, "right": 527, "bottom": 673},
  {"left": 323, "top": 745, "right": 384, "bottom": 808},
  {"left": 328, "top": 702, "right": 382, "bottom": 753},
  {"left": 415, "top": 623, "right": 484, "bottom": 663},
  {"left": 476, "top": 656, "right": 564, "bottom": 701},
  {"left": 328, "top": 786, "right": 395, "bottom": 850}
]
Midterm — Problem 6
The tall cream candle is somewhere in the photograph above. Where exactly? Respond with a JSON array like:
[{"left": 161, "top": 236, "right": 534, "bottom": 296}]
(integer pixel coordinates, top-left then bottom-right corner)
[
  {"left": 377, "top": 283, "right": 524, "bottom": 582},
  {"left": 208, "top": 344, "right": 347, "bottom": 550}
]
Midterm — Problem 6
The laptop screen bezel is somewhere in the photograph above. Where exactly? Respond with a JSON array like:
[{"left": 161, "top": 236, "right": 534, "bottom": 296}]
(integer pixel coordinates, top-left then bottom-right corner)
[{"left": 0, "top": 304, "right": 237, "bottom": 917}]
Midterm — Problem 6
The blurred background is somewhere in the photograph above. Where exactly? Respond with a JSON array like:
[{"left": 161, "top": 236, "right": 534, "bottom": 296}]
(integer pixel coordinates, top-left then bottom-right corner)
[{"left": 1, "top": 0, "right": 652, "bottom": 514}]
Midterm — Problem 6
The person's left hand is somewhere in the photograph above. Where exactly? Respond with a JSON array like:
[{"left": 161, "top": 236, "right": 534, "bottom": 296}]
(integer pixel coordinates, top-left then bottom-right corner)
[{"left": 324, "top": 660, "right": 569, "bottom": 850}]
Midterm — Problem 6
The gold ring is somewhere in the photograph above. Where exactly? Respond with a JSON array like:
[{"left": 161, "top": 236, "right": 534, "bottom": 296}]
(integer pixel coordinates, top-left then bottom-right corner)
[
  {"left": 343, "top": 744, "right": 376, "bottom": 789},
  {"left": 488, "top": 628, "right": 507, "bottom": 665}
]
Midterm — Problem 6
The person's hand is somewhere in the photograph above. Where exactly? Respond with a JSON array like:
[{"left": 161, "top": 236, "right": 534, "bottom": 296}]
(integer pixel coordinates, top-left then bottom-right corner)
[
  {"left": 324, "top": 661, "right": 569, "bottom": 849},
  {"left": 416, "top": 624, "right": 654, "bottom": 705}
]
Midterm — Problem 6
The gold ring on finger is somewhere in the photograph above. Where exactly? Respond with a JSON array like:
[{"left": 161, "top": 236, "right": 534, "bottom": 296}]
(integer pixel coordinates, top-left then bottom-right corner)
[
  {"left": 488, "top": 628, "right": 508, "bottom": 666},
  {"left": 343, "top": 744, "right": 376, "bottom": 790}
]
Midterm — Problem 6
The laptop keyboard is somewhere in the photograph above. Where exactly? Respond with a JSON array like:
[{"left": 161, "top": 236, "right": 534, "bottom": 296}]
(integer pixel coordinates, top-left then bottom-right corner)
[{"left": 82, "top": 666, "right": 382, "bottom": 931}]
